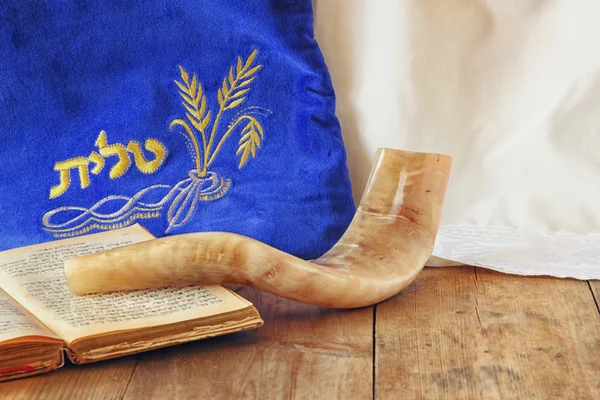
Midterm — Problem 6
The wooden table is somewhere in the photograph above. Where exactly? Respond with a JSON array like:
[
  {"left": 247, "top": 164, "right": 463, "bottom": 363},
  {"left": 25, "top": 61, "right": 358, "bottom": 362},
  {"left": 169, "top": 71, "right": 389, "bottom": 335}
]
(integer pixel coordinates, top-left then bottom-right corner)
[{"left": 2, "top": 266, "right": 599, "bottom": 399}]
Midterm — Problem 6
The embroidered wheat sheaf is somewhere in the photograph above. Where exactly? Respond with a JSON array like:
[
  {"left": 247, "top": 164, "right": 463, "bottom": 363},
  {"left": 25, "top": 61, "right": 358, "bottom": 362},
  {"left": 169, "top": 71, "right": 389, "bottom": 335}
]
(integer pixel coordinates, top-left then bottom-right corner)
[{"left": 42, "top": 49, "right": 271, "bottom": 236}]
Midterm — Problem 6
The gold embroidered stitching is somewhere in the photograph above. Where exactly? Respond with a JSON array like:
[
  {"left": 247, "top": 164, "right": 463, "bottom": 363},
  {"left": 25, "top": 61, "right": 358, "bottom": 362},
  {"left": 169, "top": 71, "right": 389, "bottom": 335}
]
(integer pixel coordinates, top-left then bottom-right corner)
[
  {"left": 198, "top": 178, "right": 231, "bottom": 201},
  {"left": 43, "top": 48, "right": 271, "bottom": 236},
  {"left": 95, "top": 130, "right": 131, "bottom": 179},
  {"left": 49, "top": 131, "right": 167, "bottom": 198},
  {"left": 163, "top": 48, "right": 271, "bottom": 232},
  {"left": 170, "top": 49, "right": 267, "bottom": 177},
  {"left": 49, "top": 157, "right": 91, "bottom": 199},
  {"left": 127, "top": 139, "right": 168, "bottom": 174},
  {"left": 88, "top": 151, "right": 105, "bottom": 175}
]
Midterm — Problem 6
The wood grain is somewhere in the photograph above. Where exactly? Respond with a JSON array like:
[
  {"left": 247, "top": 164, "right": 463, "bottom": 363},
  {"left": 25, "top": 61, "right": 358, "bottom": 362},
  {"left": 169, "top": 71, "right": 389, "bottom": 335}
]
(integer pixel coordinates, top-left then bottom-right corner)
[
  {"left": 375, "top": 266, "right": 600, "bottom": 399},
  {"left": 0, "top": 356, "right": 137, "bottom": 400},
  {"left": 588, "top": 280, "right": 600, "bottom": 315},
  {"left": 123, "top": 286, "right": 373, "bottom": 400},
  {"left": 2, "top": 270, "right": 599, "bottom": 399}
]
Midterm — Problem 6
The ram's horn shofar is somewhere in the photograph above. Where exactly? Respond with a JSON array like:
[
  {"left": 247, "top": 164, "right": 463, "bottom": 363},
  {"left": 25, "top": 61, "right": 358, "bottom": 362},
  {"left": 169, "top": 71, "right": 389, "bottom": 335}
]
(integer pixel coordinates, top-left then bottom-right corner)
[{"left": 65, "top": 148, "right": 452, "bottom": 308}]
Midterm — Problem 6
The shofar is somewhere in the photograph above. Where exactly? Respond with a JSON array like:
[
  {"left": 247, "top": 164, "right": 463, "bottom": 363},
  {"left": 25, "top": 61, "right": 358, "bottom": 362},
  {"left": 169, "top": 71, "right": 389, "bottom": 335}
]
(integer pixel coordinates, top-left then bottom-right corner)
[{"left": 65, "top": 148, "right": 452, "bottom": 308}]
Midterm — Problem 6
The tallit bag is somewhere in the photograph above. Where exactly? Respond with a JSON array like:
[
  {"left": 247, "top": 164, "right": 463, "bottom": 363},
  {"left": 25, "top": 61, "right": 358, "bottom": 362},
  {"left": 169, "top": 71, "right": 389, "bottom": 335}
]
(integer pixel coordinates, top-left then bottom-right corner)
[{"left": 0, "top": 0, "right": 355, "bottom": 259}]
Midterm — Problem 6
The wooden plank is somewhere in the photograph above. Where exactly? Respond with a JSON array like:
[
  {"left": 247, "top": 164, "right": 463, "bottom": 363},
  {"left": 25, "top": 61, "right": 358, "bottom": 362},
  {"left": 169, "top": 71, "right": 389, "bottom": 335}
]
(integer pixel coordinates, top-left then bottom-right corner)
[
  {"left": 123, "top": 287, "right": 373, "bottom": 399},
  {"left": 0, "top": 356, "right": 137, "bottom": 400},
  {"left": 588, "top": 281, "right": 600, "bottom": 315},
  {"left": 375, "top": 266, "right": 480, "bottom": 399},
  {"left": 375, "top": 266, "right": 600, "bottom": 399}
]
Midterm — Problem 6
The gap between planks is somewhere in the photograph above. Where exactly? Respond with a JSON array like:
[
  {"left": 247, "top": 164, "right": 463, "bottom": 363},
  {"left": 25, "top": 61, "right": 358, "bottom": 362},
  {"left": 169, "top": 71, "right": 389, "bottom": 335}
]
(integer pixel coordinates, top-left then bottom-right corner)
[
  {"left": 122, "top": 286, "right": 374, "bottom": 399},
  {"left": 588, "top": 281, "right": 600, "bottom": 316},
  {"left": 4, "top": 269, "right": 598, "bottom": 399},
  {"left": 375, "top": 266, "right": 600, "bottom": 400}
]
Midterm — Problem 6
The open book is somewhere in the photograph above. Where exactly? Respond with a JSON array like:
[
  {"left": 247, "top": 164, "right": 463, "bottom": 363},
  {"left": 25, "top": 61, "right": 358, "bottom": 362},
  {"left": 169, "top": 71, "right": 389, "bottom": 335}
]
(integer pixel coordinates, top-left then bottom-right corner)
[{"left": 0, "top": 225, "right": 263, "bottom": 382}]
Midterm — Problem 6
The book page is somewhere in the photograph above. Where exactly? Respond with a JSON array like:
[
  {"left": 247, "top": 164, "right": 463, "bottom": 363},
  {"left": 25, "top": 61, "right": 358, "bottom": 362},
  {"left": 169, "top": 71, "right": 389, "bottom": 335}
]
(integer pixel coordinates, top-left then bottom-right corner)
[
  {"left": 0, "top": 225, "right": 252, "bottom": 343},
  {"left": 0, "top": 290, "right": 59, "bottom": 343}
]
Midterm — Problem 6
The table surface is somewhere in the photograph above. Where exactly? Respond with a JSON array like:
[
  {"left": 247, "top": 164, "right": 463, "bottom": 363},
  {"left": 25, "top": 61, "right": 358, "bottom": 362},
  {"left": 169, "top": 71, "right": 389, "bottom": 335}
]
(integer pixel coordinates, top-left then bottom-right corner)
[{"left": 2, "top": 266, "right": 599, "bottom": 399}]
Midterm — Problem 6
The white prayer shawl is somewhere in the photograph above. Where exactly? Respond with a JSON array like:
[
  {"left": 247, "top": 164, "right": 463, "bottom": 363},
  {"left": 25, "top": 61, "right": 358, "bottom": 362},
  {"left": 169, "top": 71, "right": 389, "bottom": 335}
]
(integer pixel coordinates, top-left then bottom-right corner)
[{"left": 314, "top": 0, "right": 600, "bottom": 279}]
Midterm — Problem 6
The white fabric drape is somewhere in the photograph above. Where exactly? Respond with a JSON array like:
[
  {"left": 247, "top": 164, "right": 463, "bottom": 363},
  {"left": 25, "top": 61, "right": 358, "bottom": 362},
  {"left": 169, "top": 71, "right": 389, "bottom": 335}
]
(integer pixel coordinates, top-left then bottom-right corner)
[{"left": 314, "top": 0, "right": 600, "bottom": 279}]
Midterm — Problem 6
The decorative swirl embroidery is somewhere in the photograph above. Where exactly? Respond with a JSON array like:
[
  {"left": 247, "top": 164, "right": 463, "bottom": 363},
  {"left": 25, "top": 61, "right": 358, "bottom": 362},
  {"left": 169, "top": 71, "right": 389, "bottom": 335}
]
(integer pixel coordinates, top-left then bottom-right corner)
[{"left": 43, "top": 48, "right": 271, "bottom": 237}]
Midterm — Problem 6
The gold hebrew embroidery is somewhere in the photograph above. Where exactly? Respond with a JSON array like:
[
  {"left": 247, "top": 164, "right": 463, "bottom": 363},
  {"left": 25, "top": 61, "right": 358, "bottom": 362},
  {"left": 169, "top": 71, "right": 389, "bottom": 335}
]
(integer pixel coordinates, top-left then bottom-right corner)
[
  {"left": 49, "top": 131, "right": 167, "bottom": 198},
  {"left": 95, "top": 130, "right": 131, "bottom": 179},
  {"left": 44, "top": 48, "right": 271, "bottom": 237},
  {"left": 88, "top": 151, "right": 105, "bottom": 175},
  {"left": 127, "top": 139, "right": 168, "bottom": 174},
  {"left": 49, "top": 157, "right": 91, "bottom": 199}
]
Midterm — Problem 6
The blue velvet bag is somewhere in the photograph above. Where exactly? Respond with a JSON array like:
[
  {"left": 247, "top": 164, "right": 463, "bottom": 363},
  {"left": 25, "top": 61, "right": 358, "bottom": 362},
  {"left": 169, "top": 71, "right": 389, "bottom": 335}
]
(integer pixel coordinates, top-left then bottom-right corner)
[{"left": 0, "top": 0, "right": 355, "bottom": 259}]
